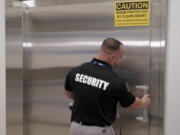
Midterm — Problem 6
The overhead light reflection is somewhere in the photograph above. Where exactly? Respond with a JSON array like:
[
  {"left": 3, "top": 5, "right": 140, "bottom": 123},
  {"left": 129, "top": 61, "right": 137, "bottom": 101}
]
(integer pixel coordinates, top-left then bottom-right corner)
[
  {"left": 23, "top": 42, "right": 33, "bottom": 48},
  {"left": 25, "top": 40, "right": 163, "bottom": 48},
  {"left": 22, "top": 0, "right": 36, "bottom": 7},
  {"left": 123, "top": 41, "right": 149, "bottom": 47}
]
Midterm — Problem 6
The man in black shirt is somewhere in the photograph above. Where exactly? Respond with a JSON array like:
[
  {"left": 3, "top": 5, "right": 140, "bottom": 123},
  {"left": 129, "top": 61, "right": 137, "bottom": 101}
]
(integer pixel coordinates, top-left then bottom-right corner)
[{"left": 64, "top": 38, "right": 151, "bottom": 135}]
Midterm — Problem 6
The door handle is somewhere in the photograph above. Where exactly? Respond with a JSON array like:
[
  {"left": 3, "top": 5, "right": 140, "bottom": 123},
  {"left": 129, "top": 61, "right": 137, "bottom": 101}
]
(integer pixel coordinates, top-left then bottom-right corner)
[
  {"left": 69, "top": 102, "right": 73, "bottom": 110},
  {"left": 135, "top": 85, "right": 149, "bottom": 122}
]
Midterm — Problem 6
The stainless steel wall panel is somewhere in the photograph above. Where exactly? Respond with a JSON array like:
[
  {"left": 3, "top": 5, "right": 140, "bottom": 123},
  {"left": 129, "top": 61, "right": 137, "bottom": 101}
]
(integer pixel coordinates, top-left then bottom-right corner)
[{"left": 6, "top": 7, "right": 23, "bottom": 135}]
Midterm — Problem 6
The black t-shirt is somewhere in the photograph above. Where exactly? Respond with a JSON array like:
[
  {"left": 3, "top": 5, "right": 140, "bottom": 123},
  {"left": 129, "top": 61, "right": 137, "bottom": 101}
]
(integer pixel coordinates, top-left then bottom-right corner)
[{"left": 64, "top": 58, "right": 135, "bottom": 126}]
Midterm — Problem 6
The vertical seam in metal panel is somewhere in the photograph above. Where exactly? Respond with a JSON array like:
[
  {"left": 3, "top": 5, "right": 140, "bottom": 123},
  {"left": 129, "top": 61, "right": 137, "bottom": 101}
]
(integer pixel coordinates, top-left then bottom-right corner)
[
  {"left": 158, "top": 0, "right": 163, "bottom": 134},
  {"left": 159, "top": 0, "right": 167, "bottom": 134},
  {"left": 22, "top": 6, "right": 26, "bottom": 135},
  {"left": 22, "top": 6, "right": 31, "bottom": 135},
  {"left": 149, "top": 0, "right": 153, "bottom": 134},
  {"left": 158, "top": 2, "right": 162, "bottom": 133},
  {"left": 21, "top": 6, "right": 24, "bottom": 135},
  {"left": 163, "top": 0, "right": 168, "bottom": 134}
]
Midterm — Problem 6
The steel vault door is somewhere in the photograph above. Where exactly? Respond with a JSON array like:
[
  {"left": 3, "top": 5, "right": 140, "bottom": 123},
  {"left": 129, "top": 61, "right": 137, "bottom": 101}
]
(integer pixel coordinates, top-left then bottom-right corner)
[{"left": 21, "top": 1, "right": 165, "bottom": 135}]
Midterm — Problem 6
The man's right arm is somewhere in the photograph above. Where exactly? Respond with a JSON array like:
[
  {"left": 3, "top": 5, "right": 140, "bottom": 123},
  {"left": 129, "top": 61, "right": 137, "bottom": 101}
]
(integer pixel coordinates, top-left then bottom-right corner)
[
  {"left": 64, "top": 70, "right": 74, "bottom": 100},
  {"left": 129, "top": 94, "right": 151, "bottom": 109},
  {"left": 64, "top": 90, "right": 74, "bottom": 100}
]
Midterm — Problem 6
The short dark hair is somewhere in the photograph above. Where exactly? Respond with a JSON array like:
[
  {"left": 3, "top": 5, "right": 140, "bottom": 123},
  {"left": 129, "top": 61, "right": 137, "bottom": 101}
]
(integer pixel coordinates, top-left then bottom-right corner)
[{"left": 101, "top": 38, "right": 123, "bottom": 54}]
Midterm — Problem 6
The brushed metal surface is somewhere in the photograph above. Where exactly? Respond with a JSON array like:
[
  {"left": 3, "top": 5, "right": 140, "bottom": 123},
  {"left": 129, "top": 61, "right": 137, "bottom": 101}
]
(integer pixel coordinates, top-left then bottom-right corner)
[
  {"left": 6, "top": 7, "right": 23, "bottom": 135},
  {"left": 0, "top": 1, "right": 6, "bottom": 135}
]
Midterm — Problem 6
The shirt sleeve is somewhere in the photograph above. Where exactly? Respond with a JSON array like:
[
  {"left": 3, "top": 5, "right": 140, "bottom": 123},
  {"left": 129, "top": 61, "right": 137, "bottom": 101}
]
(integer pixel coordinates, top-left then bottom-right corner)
[
  {"left": 64, "top": 71, "right": 72, "bottom": 91},
  {"left": 118, "top": 81, "right": 135, "bottom": 108}
]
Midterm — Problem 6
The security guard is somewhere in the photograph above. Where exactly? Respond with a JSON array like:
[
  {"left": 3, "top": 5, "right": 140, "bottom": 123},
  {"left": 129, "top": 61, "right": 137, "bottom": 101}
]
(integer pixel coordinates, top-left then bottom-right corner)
[{"left": 64, "top": 38, "right": 151, "bottom": 135}]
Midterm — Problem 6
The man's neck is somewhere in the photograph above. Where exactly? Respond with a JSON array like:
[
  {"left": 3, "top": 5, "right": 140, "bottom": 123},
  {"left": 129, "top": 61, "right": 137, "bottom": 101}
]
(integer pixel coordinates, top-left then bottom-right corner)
[{"left": 96, "top": 55, "right": 112, "bottom": 67}]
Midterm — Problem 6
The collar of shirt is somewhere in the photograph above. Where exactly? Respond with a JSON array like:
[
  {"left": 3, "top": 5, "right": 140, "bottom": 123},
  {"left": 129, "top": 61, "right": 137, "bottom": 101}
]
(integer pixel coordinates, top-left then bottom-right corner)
[{"left": 91, "top": 58, "right": 112, "bottom": 70}]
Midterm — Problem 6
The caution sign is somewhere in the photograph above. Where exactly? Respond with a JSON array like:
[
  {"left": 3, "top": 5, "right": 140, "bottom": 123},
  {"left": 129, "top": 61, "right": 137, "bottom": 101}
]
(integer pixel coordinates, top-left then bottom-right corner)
[{"left": 114, "top": 0, "right": 151, "bottom": 27}]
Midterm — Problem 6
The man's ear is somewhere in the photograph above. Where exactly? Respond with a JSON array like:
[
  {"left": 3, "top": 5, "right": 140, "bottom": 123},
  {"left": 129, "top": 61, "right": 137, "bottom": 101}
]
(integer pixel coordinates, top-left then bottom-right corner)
[{"left": 110, "top": 54, "right": 116, "bottom": 61}]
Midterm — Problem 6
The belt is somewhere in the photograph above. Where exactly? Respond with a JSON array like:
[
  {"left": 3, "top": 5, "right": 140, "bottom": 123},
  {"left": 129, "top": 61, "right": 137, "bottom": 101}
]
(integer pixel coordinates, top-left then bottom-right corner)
[{"left": 73, "top": 118, "right": 110, "bottom": 127}]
